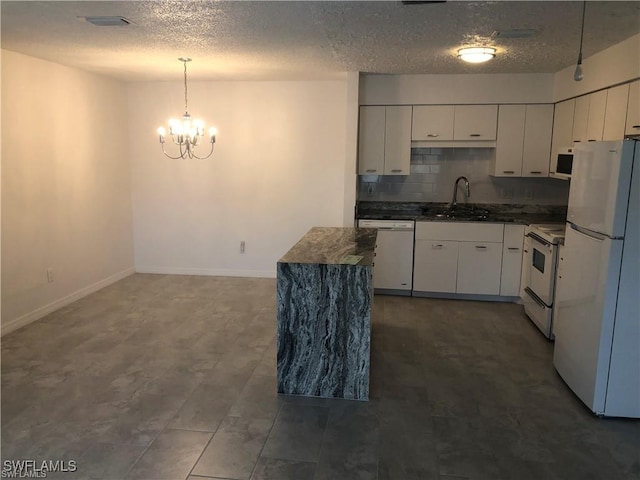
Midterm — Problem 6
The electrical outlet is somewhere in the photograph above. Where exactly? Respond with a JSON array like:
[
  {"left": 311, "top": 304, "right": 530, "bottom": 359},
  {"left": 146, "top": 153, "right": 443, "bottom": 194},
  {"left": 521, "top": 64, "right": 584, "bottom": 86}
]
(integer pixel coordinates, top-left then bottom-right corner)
[
  {"left": 47, "top": 268, "right": 54, "bottom": 283},
  {"left": 367, "top": 184, "right": 375, "bottom": 196},
  {"left": 501, "top": 188, "right": 512, "bottom": 199},
  {"left": 240, "top": 241, "right": 246, "bottom": 254}
]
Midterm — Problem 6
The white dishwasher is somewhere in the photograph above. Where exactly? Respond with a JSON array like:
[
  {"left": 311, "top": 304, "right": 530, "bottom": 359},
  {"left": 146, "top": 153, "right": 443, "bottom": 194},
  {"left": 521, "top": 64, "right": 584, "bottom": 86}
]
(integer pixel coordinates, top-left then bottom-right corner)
[{"left": 358, "top": 219, "right": 415, "bottom": 295}]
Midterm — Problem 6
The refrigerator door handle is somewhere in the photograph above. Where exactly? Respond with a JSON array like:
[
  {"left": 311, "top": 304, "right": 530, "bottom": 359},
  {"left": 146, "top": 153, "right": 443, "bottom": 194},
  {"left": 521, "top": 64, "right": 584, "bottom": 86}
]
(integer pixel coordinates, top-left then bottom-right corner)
[{"left": 568, "top": 222, "right": 620, "bottom": 240}]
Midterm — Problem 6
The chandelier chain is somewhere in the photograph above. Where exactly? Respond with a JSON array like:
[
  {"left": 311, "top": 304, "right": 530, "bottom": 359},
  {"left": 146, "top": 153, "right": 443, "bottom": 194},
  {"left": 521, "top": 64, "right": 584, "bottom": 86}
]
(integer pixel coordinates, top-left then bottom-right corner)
[{"left": 183, "top": 60, "right": 188, "bottom": 115}]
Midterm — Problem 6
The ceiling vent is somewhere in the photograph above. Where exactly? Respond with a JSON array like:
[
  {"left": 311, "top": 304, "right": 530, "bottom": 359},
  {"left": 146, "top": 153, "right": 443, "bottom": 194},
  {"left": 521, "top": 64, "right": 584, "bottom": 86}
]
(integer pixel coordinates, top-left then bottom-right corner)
[
  {"left": 491, "top": 29, "right": 536, "bottom": 39},
  {"left": 83, "top": 16, "right": 133, "bottom": 26}
]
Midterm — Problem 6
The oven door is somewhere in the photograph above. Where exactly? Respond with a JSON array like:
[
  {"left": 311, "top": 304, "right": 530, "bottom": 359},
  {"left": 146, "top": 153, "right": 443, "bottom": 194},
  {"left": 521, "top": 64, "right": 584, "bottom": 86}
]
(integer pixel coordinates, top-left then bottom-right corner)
[{"left": 525, "top": 232, "right": 556, "bottom": 306}]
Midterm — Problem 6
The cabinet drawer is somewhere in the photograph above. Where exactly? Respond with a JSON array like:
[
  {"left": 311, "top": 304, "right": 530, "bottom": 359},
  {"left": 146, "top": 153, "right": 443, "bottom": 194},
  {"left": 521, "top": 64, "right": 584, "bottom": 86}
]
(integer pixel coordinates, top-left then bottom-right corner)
[{"left": 416, "top": 222, "right": 504, "bottom": 242}]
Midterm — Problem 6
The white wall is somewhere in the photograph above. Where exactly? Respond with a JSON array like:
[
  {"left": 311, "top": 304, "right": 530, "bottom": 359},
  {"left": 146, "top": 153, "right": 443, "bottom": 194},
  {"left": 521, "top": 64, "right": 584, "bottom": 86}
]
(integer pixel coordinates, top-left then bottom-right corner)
[
  {"left": 360, "top": 73, "right": 554, "bottom": 106},
  {"left": 1, "top": 50, "right": 135, "bottom": 334},
  {"left": 128, "top": 79, "right": 349, "bottom": 277},
  {"left": 554, "top": 33, "right": 640, "bottom": 102}
]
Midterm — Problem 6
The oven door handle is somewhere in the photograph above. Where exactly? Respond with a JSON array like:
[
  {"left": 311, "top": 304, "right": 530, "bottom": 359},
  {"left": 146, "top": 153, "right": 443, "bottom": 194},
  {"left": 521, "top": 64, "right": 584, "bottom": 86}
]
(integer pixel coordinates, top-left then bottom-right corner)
[
  {"left": 524, "top": 287, "right": 548, "bottom": 308},
  {"left": 525, "top": 232, "right": 552, "bottom": 247}
]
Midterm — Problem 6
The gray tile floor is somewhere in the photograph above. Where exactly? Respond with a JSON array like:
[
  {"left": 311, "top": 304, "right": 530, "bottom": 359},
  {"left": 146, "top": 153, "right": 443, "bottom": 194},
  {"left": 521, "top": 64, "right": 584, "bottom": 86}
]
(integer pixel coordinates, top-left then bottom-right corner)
[{"left": 2, "top": 274, "right": 638, "bottom": 480}]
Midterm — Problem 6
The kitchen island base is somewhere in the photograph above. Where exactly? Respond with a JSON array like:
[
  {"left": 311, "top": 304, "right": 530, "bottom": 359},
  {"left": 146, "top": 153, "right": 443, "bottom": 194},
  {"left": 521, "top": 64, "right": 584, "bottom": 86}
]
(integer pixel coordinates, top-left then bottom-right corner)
[{"left": 276, "top": 227, "right": 376, "bottom": 401}]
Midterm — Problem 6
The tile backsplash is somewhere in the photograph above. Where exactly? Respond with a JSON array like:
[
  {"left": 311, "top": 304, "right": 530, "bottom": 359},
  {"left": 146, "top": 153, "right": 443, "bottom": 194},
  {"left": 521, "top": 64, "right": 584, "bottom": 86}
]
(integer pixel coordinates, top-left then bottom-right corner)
[{"left": 358, "top": 147, "right": 570, "bottom": 205}]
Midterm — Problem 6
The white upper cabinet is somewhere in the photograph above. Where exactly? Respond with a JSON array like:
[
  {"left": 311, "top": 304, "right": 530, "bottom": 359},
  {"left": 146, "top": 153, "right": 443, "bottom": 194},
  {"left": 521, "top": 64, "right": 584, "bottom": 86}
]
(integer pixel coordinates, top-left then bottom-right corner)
[
  {"left": 358, "top": 105, "right": 411, "bottom": 175},
  {"left": 495, "top": 105, "right": 526, "bottom": 176},
  {"left": 625, "top": 80, "right": 640, "bottom": 137},
  {"left": 495, "top": 104, "right": 553, "bottom": 177},
  {"left": 586, "top": 90, "right": 607, "bottom": 142},
  {"left": 603, "top": 83, "right": 630, "bottom": 141},
  {"left": 453, "top": 105, "right": 498, "bottom": 141},
  {"left": 572, "top": 95, "right": 590, "bottom": 143},
  {"left": 358, "top": 106, "right": 385, "bottom": 174},
  {"left": 411, "top": 105, "right": 497, "bottom": 145},
  {"left": 411, "top": 106, "right": 454, "bottom": 141},
  {"left": 550, "top": 99, "right": 575, "bottom": 169},
  {"left": 384, "top": 106, "right": 412, "bottom": 175},
  {"left": 522, "top": 104, "right": 553, "bottom": 177}
]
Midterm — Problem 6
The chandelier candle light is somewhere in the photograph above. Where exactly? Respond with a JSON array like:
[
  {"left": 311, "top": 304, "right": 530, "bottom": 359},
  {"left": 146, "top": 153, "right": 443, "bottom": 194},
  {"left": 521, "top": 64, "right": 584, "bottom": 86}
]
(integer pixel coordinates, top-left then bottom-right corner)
[{"left": 157, "top": 58, "right": 217, "bottom": 159}]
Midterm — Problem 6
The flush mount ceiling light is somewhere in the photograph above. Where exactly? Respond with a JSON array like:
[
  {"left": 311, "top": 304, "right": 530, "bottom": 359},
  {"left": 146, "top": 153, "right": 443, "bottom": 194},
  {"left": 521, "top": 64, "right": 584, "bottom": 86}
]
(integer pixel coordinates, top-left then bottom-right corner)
[
  {"left": 457, "top": 47, "right": 496, "bottom": 64},
  {"left": 574, "top": 0, "right": 587, "bottom": 82},
  {"left": 157, "top": 58, "right": 217, "bottom": 160}
]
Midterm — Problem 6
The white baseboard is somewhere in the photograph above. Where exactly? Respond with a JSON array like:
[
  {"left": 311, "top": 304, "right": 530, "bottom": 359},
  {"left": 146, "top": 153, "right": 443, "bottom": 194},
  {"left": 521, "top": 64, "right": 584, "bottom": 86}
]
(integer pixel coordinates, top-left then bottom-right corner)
[
  {"left": 2, "top": 267, "right": 135, "bottom": 337},
  {"left": 134, "top": 266, "right": 277, "bottom": 279}
]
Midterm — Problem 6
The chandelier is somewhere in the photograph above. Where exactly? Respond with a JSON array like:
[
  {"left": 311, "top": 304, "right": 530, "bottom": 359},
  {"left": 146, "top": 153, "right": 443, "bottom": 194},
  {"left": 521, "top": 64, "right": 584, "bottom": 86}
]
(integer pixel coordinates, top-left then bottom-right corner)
[{"left": 157, "top": 58, "right": 217, "bottom": 159}]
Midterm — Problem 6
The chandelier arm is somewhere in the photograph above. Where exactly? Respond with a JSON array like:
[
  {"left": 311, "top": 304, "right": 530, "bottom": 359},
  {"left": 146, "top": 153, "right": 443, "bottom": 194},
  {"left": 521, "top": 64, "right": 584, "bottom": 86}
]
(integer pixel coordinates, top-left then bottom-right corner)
[
  {"left": 161, "top": 143, "right": 187, "bottom": 160},
  {"left": 189, "top": 142, "right": 215, "bottom": 160}
]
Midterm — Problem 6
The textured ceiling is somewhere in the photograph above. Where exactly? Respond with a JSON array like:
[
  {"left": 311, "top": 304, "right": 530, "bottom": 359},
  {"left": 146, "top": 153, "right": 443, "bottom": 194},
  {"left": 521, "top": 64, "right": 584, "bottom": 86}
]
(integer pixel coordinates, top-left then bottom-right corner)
[{"left": 1, "top": 1, "right": 639, "bottom": 82}]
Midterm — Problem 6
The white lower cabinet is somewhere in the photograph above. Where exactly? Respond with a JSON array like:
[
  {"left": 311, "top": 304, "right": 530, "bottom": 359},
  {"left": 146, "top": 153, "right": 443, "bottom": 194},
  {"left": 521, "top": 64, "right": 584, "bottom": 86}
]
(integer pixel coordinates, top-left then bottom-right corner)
[
  {"left": 413, "top": 240, "right": 458, "bottom": 292},
  {"left": 457, "top": 242, "right": 502, "bottom": 295},
  {"left": 500, "top": 224, "right": 525, "bottom": 296},
  {"left": 413, "top": 222, "right": 509, "bottom": 296}
]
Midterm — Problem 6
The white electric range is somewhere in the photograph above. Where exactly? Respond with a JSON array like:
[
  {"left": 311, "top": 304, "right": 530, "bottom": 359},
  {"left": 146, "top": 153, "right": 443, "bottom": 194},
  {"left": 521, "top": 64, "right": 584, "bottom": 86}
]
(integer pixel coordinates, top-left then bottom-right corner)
[{"left": 521, "top": 224, "right": 566, "bottom": 339}]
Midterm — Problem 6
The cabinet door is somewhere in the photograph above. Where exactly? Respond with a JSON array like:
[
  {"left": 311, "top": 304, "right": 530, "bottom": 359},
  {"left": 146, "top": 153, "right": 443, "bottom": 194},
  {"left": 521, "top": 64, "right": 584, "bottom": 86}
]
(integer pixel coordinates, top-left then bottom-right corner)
[
  {"left": 550, "top": 99, "right": 575, "bottom": 170},
  {"left": 572, "top": 95, "right": 590, "bottom": 144},
  {"left": 384, "top": 106, "right": 412, "bottom": 175},
  {"left": 411, "top": 105, "right": 454, "bottom": 141},
  {"left": 522, "top": 104, "right": 553, "bottom": 177},
  {"left": 413, "top": 240, "right": 458, "bottom": 293},
  {"left": 603, "top": 83, "right": 629, "bottom": 141},
  {"left": 625, "top": 80, "right": 640, "bottom": 137},
  {"left": 358, "top": 106, "right": 385, "bottom": 174},
  {"left": 495, "top": 105, "right": 525, "bottom": 176},
  {"left": 453, "top": 105, "right": 498, "bottom": 141},
  {"left": 457, "top": 242, "right": 502, "bottom": 295},
  {"left": 586, "top": 90, "right": 607, "bottom": 142},
  {"left": 500, "top": 224, "right": 525, "bottom": 296}
]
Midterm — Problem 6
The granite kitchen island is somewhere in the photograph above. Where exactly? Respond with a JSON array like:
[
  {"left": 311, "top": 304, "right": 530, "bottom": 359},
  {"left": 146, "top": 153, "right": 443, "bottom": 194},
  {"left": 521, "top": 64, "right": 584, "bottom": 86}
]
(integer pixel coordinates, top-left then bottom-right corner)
[{"left": 276, "top": 227, "right": 377, "bottom": 400}]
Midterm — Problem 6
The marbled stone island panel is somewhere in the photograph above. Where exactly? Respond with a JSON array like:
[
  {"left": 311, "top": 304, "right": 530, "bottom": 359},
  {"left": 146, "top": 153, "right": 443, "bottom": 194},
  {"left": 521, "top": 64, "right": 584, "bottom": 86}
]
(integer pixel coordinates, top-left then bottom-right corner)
[{"left": 277, "top": 227, "right": 376, "bottom": 401}]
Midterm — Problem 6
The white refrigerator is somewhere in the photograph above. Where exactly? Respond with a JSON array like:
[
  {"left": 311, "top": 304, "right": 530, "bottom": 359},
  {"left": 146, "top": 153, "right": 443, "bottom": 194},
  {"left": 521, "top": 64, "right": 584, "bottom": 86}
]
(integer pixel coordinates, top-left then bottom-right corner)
[{"left": 553, "top": 139, "right": 639, "bottom": 418}]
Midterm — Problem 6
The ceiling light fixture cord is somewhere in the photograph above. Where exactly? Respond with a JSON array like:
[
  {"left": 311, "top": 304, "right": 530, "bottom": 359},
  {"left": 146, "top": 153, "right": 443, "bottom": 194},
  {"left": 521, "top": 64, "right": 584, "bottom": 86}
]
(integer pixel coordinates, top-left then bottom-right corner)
[{"left": 574, "top": 0, "right": 586, "bottom": 82}]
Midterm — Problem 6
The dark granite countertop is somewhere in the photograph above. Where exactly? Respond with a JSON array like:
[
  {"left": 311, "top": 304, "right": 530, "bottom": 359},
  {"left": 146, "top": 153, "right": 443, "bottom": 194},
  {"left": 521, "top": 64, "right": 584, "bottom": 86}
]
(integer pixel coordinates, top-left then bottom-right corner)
[
  {"left": 357, "top": 201, "right": 567, "bottom": 225},
  {"left": 279, "top": 227, "right": 377, "bottom": 266}
]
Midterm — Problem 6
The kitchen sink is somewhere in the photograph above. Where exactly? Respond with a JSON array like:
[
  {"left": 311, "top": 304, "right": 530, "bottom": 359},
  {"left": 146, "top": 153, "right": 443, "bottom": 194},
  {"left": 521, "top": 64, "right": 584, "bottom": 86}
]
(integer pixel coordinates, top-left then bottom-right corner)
[{"left": 429, "top": 206, "right": 491, "bottom": 221}]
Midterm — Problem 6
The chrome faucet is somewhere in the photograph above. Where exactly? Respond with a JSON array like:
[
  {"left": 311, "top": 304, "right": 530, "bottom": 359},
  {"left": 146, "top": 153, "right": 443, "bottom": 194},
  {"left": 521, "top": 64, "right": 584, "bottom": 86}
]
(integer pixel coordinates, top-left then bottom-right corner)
[{"left": 451, "top": 176, "right": 471, "bottom": 210}]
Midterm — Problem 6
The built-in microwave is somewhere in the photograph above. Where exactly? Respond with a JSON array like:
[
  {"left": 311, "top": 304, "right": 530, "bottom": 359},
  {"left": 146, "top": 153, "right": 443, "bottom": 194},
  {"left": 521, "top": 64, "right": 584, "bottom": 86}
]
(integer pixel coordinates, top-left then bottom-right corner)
[{"left": 550, "top": 147, "right": 573, "bottom": 180}]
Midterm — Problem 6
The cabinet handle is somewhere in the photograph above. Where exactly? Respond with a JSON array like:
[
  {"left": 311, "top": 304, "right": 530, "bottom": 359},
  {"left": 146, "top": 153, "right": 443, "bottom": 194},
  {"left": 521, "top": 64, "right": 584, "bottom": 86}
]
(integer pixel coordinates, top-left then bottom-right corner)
[
  {"left": 588, "top": 139, "right": 597, "bottom": 142},
  {"left": 475, "top": 245, "right": 487, "bottom": 249},
  {"left": 391, "top": 169, "right": 402, "bottom": 172},
  {"left": 529, "top": 171, "right": 542, "bottom": 174},
  {"left": 426, "top": 133, "right": 439, "bottom": 137},
  {"left": 432, "top": 244, "right": 444, "bottom": 249},
  {"left": 508, "top": 247, "right": 520, "bottom": 251},
  {"left": 574, "top": 140, "right": 581, "bottom": 143},
  {"left": 632, "top": 125, "right": 640, "bottom": 129},
  {"left": 503, "top": 170, "right": 515, "bottom": 174},
  {"left": 469, "top": 134, "right": 481, "bottom": 137},
  {"left": 365, "top": 169, "right": 377, "bottom": 173}
]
